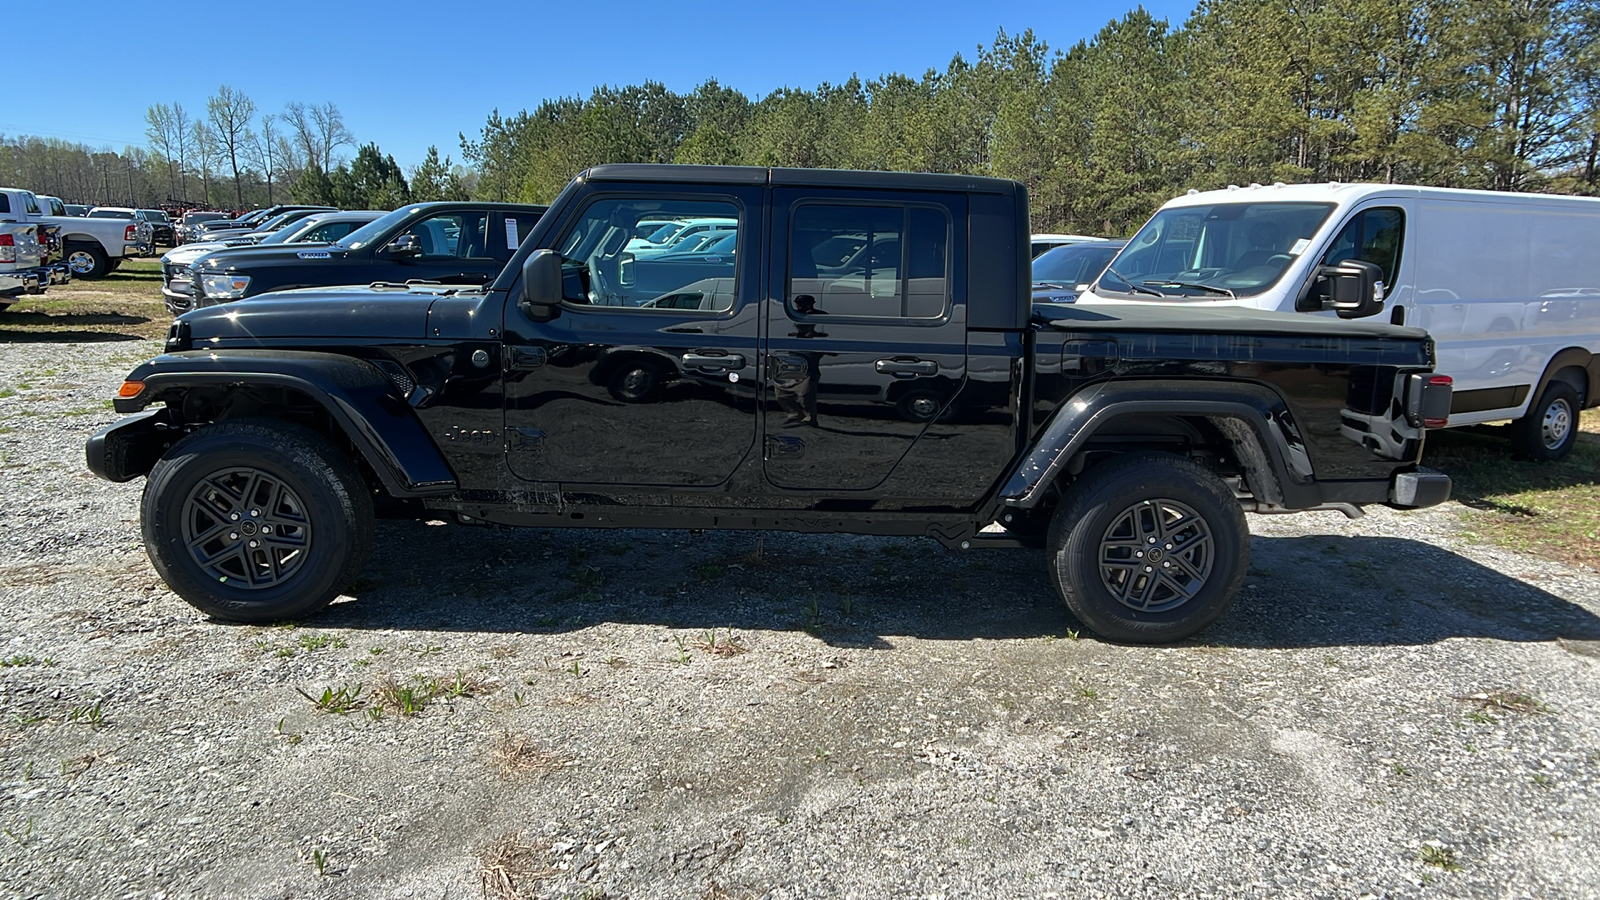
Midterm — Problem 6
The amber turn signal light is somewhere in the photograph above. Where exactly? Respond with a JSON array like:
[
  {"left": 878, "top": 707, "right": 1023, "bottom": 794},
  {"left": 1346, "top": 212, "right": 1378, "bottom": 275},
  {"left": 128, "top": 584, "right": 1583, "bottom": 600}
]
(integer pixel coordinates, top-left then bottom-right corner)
[{"left": 117, "top": 380, "right": 144, "bottom": 398}]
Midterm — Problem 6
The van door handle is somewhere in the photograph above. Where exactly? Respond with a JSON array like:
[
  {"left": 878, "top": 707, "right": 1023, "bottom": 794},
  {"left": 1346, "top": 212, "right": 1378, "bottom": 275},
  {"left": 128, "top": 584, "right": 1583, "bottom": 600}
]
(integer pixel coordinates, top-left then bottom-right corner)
[
  {"left": 682, "top": 352, "right": 745, "bottom": 370},
  {"left": 875, "top": 357, "right": 937, "bottom": 377}
]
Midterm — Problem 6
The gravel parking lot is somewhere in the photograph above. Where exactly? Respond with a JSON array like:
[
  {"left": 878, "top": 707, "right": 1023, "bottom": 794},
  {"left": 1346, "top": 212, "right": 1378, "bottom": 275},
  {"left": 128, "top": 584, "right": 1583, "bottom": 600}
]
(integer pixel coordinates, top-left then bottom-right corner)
[{"left": 2, "top": 337, "right": 1598, "bottom": 900}]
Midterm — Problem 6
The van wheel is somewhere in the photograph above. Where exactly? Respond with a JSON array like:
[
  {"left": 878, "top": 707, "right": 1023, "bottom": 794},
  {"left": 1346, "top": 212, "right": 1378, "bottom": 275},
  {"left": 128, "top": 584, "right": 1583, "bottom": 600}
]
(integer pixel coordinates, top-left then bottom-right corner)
[
  {"left": 607, "top": 362, "right": 666, "bottom": 402},
  {"left": 1511, "top": 381, "right": 1580, "bottom": 461},
  {"left": 141, "top": 419, "right": 373, "bottom": 623},
  {"left": 1046, "top": 452, "right": 1248, "bottom": 643}
]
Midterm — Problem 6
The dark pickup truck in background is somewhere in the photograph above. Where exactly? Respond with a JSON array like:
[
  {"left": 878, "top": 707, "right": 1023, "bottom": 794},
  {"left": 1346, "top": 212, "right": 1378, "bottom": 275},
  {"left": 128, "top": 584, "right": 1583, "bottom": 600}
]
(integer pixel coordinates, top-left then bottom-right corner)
[
  {"left": 87, "top": 165, "right": 1452, "bottom": 643},
  {"left": 177, "top": 201, "right": 549, "bottom": 310}
]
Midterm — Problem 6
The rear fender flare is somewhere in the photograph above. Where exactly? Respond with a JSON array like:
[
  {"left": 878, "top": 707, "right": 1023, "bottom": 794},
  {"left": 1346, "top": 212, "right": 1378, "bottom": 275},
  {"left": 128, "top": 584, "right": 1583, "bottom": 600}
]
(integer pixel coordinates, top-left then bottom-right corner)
[
  {"left": 1001, "top": 380, "right": 1314, "bottom": 509},
  {"left": 116, "top": 350, "right": 457, "bottom": 496}
]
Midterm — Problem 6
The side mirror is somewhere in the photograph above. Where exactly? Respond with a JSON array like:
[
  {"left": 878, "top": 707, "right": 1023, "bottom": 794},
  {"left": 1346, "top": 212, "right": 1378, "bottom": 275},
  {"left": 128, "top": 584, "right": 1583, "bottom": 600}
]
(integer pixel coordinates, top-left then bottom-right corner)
[
  {"left": 1300, "top": 259, "right": 1385, "bottom": 319},
  {"left": 382, "top": 233, "right": 421, "bottom": 258},
  {"left": 519, "top": 249, "right": 563, "bottom": 320}
]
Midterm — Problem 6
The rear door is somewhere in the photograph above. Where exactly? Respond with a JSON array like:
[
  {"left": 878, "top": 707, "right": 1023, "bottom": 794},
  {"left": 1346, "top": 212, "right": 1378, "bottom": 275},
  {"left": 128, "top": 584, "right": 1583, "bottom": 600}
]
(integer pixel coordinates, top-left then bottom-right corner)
[{"left": 763, "top": 188, "right": 968, "bottom": 494}]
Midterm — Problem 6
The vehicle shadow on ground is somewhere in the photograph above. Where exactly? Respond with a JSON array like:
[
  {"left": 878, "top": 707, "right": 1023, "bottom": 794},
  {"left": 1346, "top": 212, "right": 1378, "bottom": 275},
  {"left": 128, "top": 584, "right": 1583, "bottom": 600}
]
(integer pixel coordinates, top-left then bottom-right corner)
[
  {"left": 317, "top": 523, "right": 1600, "bottom": 650},
  {"left": 0, "top": 329, "right": 145, "bottom": 343},
  {"left": 1424, "top": 427, "right": 1600, "bottom": 512}
]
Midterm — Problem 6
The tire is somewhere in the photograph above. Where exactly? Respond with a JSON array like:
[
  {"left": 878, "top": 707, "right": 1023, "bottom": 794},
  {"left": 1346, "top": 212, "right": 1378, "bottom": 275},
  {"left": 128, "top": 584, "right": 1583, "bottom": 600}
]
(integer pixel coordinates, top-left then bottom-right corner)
[
  {"left": 141, "top": 419, "right": 374, "bottom": 623},
  {"left": 65, "top": 243, "right": 109, "bottom": 280},
  {"left": 607, "top": 361, "right": 666, "bottom": 403},
  {"left": 1046, "top": 452, "right": 1249, "bottom": 644},
  {"left": 1511, "top": 380, "right": 1581, "bottom": 461}
]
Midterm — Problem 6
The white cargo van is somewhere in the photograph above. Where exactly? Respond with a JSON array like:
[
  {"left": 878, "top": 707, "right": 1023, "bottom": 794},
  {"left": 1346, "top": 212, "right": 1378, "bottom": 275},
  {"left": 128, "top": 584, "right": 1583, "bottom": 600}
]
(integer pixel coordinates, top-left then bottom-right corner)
[{"left": 1078, "top": 183, "right": 1600, "bottom": 459}]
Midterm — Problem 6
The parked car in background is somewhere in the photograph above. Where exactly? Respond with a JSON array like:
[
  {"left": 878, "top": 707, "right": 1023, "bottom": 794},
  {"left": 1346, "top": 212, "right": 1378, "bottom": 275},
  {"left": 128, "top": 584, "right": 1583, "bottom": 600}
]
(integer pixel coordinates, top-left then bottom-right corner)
[
  {"left": 34, "top": 195, "right": 68, "bottom": 216},
  {"left": 0, "top": 188, "right": 152, "bottom": 278},
  {"left": 626, "top": 217, "right": 737, "bottom": 260},
  {"left": 1031, "top": 239, "right": 1127, "bottom": 304},
  {"left": 196, "top": 205, "right": 334, "bottom": 241},
  {"left": 161, "top": 211, "right": 386, "bottom": 313},
  {"left": 138, "top": 209, "right": 176, "bottom": 247},
  {"left": 177, "top": 211, "right": 230, "bottom": 244},
  {"left": 1079, "top": 182, "right": 1600, "bottom": 460},
  {"left": 1031, "top": 233, "right": 1109, "bottom": 257},
  {"left": 183, "top": 202, "right": 546, "bottom": 308},
  {"left": 62, "top": 203, "right": 88, "bottom": 216},
  {"left": 0, "top": 221, "right": 48, "bottom": 308}
]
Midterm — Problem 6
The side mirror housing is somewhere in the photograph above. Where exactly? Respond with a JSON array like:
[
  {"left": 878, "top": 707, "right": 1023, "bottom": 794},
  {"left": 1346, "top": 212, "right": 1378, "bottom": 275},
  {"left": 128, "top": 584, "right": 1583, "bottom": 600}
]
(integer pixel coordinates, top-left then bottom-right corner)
[
  {"left": 519, "top": 249, "right": 563, "bottom": 320},
  {"left": 1299, "top": 259, "right": 1385, "bottom": 319},
  {"left": 381, "top": 233, "right": 422, "bottom": 258}
]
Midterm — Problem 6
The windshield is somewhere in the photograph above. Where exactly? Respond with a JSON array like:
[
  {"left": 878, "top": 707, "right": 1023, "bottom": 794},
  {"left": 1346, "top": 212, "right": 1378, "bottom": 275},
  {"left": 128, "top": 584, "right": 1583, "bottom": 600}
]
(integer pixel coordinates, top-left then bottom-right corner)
[
  {"left": 1033, "top": 243, "right": 1124, "bottom": 287},
  {"left": 334, "top": 207, "right": 415, "bottom": 250},
  {"left": 1096, "top": 201, "right": 1335, "bottom": 299}
]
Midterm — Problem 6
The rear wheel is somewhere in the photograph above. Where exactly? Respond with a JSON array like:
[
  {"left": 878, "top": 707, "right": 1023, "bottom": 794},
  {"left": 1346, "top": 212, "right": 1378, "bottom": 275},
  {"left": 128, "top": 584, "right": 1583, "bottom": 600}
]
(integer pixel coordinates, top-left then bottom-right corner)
[
  {"left": 1046, "top": 452, "right": 1249, "bottom": 643},
  {"left": 141, "top": 419, "right": 373, "bottom": 622},
  {"left": 65, "top": 243, "right": 109, "bottom": 279},
  {"left": 1511, "top": 381, "right": 1580, "bottom": 461}
]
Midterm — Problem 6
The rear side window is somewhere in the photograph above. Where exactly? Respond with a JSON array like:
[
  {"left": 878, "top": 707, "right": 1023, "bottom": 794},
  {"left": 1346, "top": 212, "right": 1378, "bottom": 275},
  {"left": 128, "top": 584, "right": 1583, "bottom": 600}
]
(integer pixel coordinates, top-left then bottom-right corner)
[
  {"left": 0, "top": 195, "right": 8, "bottom": 214},
  {"left": 1322, "top": 207, "right": 1405, "bottom": 286},
  {"left": 788, "top": 204, "right": 950, "bottom": 320},
  {"left": 302, "top": 222, "right": 361, "bottom": 243}
]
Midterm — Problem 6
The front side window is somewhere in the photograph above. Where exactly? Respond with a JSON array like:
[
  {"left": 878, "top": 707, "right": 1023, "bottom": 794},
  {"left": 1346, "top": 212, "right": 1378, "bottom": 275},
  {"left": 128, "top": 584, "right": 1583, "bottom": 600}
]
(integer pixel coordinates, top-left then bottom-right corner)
[
  {"left": 1100, "top": 201, "right": 1335, "bottom": 300},
  {"left": 404, "top": 212, "right": 488, "bottom": 260},
  {"left": 788, "top": 204, "right": 949, "bottom": 319},
  {"left": 1320, "top": 207, "right": 1404, "bottom": 287},
  {"left": 559, "top": 197, "right": 740, "bottom": 311}
]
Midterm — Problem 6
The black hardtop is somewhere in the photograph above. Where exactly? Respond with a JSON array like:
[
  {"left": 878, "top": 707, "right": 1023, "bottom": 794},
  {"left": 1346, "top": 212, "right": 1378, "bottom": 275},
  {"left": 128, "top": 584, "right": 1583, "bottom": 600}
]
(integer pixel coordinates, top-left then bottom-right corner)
[
  {"left": 382, "top": 200, "right": 551, "bottom": 214},
  {"left": 1037, "top": 303, "right": 1431, "bottom": 340},
  {"left": 583, "top": 164, "right": 1023, "bottom": 196}
]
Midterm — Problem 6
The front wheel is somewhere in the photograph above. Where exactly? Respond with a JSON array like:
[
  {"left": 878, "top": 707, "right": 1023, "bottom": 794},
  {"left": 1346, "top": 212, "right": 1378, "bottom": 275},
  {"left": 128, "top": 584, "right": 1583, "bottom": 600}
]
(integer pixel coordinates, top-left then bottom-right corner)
[
  {"left": 1046, "top": 452, "right": 1249, "bottom": 643},
  {"left": 141, "top": 419, "right": 374, "bottom": 622},
  {"left": 1511, "top": 381, "right": 1580, "bottom": 461}
]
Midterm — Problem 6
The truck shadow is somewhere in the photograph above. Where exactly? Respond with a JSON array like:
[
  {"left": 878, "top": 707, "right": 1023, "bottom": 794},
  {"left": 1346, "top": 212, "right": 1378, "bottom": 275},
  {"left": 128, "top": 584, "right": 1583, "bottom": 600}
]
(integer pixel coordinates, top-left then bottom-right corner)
[{"left": 322, "top": 524, "right": 1600, "bottom": 650}]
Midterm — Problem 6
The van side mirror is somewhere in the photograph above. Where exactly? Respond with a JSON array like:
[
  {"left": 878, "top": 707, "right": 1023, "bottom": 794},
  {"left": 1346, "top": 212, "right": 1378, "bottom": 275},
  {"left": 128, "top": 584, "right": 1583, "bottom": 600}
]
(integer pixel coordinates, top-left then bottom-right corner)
[
  {"left": 519, "top": 249, "right": 563, "bottom": 320},
  {"left": 1300, "top": 259, "right": 1385, "bottom": 319}
]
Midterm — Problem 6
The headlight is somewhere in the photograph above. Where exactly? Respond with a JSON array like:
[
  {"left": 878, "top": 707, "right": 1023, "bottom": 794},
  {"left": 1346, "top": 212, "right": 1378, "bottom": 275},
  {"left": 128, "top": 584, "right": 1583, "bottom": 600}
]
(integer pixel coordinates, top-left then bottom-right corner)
[{"left": 200, "top": 272, "right": 251, "bottom": 299}]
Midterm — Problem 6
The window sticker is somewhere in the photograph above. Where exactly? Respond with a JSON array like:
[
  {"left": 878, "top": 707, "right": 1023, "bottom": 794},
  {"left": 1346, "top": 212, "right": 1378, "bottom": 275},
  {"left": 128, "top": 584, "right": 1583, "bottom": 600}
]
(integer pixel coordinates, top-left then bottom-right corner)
[
  {"left": 1288, "top": 238, "right": 1311, "bottom": 256},
  {"left": 505, "top": 217, "right": 519, "bottom": 250}
]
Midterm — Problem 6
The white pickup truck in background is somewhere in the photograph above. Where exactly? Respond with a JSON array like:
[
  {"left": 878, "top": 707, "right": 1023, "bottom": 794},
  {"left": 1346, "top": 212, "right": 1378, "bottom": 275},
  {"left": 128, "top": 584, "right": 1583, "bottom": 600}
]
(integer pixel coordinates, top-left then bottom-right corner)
[{"left": 0, "top": 187, "right": 152, "bottom": 279}]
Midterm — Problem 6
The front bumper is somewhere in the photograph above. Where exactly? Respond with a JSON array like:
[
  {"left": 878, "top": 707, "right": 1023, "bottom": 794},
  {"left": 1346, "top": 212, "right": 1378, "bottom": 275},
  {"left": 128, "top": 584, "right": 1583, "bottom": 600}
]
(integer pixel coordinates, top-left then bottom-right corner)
[
  {"left": 1389, "top": 467, "right": 1451, "bottom": 509},
  {"left": 85, "top": 409, "right": 174, "bottom": 483}
]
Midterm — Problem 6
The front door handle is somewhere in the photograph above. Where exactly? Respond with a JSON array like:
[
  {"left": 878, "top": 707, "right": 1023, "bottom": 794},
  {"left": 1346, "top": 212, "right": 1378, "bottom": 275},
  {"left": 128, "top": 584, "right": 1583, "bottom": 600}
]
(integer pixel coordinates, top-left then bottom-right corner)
[
  {"left": 875, "top": 357, "right": 938, "bottom": 377},
  {"left": 682, "top": 352, "right": 746, "bottom": 370}
]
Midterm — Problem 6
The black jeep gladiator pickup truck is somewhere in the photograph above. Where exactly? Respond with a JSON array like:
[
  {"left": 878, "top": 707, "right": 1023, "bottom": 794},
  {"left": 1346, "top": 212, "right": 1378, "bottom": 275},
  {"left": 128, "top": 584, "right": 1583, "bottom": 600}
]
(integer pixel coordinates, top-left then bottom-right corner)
[
  {"left": 174, "top": 201, "right": 549, "bottom": 312},
  {"left": 86, "top": 165, "right": 1452, "bottom": 643}
]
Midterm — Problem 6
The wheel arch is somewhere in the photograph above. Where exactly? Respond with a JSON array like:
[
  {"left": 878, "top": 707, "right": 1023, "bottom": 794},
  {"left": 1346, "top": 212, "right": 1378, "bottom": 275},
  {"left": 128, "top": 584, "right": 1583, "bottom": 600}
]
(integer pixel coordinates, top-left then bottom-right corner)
[
  {"left": 1000, "top": 380, "right": 1314, "bottom": 511},
  {"left": 105, "top": 351, "right": 457, "bottom": 496},
  {"left": 1533, "top": 348, "right": 1596, "bottom": 409}
]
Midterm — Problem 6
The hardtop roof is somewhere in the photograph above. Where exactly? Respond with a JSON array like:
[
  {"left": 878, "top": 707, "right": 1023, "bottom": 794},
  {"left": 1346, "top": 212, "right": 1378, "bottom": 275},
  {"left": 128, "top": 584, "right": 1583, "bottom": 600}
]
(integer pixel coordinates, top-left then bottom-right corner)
[{"left": 583, "top": 164, "right": 1023, "bottom": 195}]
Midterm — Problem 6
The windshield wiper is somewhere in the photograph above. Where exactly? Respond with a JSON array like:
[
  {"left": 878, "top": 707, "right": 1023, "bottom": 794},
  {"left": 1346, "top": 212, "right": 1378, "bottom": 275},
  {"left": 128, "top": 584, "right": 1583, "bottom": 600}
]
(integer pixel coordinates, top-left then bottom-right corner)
[
  {"left": 1143, "top": 280, "right": 1236, "bottom": 299},
  {"left": 1103, "top": 267, "right": 1165, "bottom": 298}
]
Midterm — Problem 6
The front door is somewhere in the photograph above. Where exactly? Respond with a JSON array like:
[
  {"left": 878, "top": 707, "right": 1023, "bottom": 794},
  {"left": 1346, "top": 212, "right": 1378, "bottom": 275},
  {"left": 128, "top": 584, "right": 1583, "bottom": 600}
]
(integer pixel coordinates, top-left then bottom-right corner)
[
  {"left": 502, "top": 187, "right": 762, "bottom": 487},
  {"left": 763, "top": 188, "right": 969, "bottom": 492}
]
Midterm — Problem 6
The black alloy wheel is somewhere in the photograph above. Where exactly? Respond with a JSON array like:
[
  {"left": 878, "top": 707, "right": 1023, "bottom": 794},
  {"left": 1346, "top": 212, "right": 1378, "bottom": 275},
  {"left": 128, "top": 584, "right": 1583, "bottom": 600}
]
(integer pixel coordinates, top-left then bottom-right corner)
[
  {"left": 180, "top": 467, "right": 313, "bottom": 590},
  {"left": 1047, "top": 452, "right": 1248, "bottom": 643}
]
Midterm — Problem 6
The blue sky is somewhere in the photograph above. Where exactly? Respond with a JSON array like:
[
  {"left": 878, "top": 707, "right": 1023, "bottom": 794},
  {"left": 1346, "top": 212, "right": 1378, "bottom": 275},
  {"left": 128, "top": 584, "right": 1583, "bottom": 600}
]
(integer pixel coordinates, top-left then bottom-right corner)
[{"left": 10, "top": 0, "right": 1197, "bottom": 171}]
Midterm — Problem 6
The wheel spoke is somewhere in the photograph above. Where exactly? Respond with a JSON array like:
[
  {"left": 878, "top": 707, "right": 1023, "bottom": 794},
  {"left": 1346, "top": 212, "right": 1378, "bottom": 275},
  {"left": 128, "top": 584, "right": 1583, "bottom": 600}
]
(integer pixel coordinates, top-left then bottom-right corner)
[
  {"left": 181, "top": 465, "right": 312, "bottom": 591},
  {"left": 1098, "top": 496, "right": 1216, "bottom": 615},
  {"left": 185, "top": 521, "right": 232, "bottom": 552}
]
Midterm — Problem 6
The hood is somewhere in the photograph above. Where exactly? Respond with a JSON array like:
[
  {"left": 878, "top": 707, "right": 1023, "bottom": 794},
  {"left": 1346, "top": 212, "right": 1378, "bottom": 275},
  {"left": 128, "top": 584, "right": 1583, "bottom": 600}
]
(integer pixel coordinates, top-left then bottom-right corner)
[
  {"left": 194, "top": 244, "right": 351, "bottom": 273},
  {"left": 1031, "top": 282, "right": 1082, "bottom": 304},
  {"left": 174, "top": 285, "right": 449, "bottom": 346},
  {"left": 162, "top": 242, "right": 231, "bottom": 266}
]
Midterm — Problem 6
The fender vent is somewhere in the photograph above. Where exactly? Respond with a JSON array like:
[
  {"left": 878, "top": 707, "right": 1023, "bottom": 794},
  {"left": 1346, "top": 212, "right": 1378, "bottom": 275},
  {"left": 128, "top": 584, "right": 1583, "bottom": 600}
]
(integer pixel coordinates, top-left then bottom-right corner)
[{"left": 371, "top": 359, "right": 416, "bottom": 399}]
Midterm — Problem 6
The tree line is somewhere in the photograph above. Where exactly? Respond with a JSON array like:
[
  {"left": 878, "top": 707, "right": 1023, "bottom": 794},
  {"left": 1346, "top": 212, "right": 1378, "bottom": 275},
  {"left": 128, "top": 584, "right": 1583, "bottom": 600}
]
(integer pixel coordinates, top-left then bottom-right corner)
[
  {"left": 461, "top": 0, "right": 1599, "bottom": 234},
  {"left": 0, "top": 86, "right": 473, "bottom": 211}
]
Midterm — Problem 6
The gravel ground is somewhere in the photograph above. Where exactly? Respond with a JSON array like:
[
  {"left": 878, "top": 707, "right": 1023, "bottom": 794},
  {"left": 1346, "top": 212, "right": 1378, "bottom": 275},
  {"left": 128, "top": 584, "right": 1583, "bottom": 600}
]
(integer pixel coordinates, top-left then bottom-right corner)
[{"left": 1, "top": 338, "right": 1597, "bottom": 900}]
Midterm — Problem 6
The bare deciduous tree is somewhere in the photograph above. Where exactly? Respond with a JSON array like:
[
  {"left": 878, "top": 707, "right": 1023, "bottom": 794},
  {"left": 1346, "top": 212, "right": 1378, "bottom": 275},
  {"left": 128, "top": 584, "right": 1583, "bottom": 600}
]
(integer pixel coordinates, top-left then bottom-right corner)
[{"left": 206, "top": 85, "right": 256, "bottom": 208}]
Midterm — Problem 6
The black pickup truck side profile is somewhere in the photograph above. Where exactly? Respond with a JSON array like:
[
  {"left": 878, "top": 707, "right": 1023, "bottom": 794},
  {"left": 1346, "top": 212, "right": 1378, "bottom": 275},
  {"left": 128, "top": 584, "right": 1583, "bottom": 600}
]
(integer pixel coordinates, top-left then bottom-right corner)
[
  {"left": 177, "top": 202, "right": 550, "bottom": 311},
  {"left": 86, "top": 165, "right": 1452, "bottom": 643}
]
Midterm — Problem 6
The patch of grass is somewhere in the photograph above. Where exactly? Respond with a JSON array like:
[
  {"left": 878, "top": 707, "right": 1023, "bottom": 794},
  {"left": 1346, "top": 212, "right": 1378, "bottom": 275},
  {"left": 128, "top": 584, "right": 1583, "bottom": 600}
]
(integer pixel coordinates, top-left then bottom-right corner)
[
  {"left": 297, "top": 632, "right": 348, "bottom": 652},
  {"left": 68, "top": 701, "right": 106, "bottom": 729},
  {"left": 492, "top": 731, "right": 564, "bottom": 775},
  {"left": 1424, "top": 416, "right": 1600, "bottom": 568},
  {"left": 296, "top": 684, "right": 365, "bottom": 714},
  {"left": 479, "top": 833, "right": 558, "bottom": 900},
  {"left": 693, "top": 628, "right": 748, "bottom": 657},
  {"left": 1457, "top": 689, "right": 1551, "bottom": 715},
  {"left": 1, "top": 258, "right": 169, "bottom": 341},
  {"left": 1, "top": 655, "right": 52, "bottom": 667},
  {"left": 694, "top": 563, "right": 726, "bottom": 580},
  {"left": 372, "top": 677, "right": 436, "bottom": 716},
  {"left": 1418, "top": 843, "right": 1461, "bottom": 871}
]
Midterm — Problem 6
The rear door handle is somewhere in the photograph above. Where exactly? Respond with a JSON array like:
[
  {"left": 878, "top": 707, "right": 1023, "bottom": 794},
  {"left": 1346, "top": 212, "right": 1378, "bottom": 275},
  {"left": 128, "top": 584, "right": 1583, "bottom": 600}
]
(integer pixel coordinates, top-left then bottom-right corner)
[
  {"left": 682, "top": 352, "right": 745, "bottom": 371},
  {"left": 875, "top": 357, "right": 937, "bottom": 377}
]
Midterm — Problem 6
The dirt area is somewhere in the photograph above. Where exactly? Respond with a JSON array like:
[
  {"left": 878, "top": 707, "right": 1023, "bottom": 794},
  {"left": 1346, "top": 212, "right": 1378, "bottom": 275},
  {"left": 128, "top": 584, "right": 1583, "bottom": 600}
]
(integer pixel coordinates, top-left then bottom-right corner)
[{"left": 0, "top": 326, "right": 1597, "bottom": 898}]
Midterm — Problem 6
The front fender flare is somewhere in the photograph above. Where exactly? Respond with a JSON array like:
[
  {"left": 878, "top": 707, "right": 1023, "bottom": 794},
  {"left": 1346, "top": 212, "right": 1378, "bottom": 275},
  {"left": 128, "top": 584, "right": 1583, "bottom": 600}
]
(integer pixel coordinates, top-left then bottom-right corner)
[
  {"left": 1000, "top": 379, "right": 1315, "bottom": 508},
  {"left": 112, "top": 350, "right": 457, "bottom": 496}
]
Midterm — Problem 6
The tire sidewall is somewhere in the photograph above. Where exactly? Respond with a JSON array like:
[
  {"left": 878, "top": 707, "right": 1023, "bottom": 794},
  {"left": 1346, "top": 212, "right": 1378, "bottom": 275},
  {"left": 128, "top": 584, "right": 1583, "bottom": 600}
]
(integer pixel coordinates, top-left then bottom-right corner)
[
  {"left": 142, "top": 429, "right": 362, "bottom": 622},
  {"left": 66, "top": 245, "right": 106, "bottom": 279},
  {"left": 1048, "top": 456, "right": 1249, "bottom": 643},
  {"left": 1514, "top": 382, "right": 1580, "bottom": 461}
]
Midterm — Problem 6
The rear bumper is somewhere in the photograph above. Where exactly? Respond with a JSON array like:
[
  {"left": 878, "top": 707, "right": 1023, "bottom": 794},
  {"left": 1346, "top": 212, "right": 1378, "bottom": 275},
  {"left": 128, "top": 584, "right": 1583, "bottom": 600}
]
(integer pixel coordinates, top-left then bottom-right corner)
[
  {"left": 0, "top": 265, "right": 57, "bottom": 294},
  {"left": 1388, "top": 467, "right": 1451, "bottom": 509}
]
